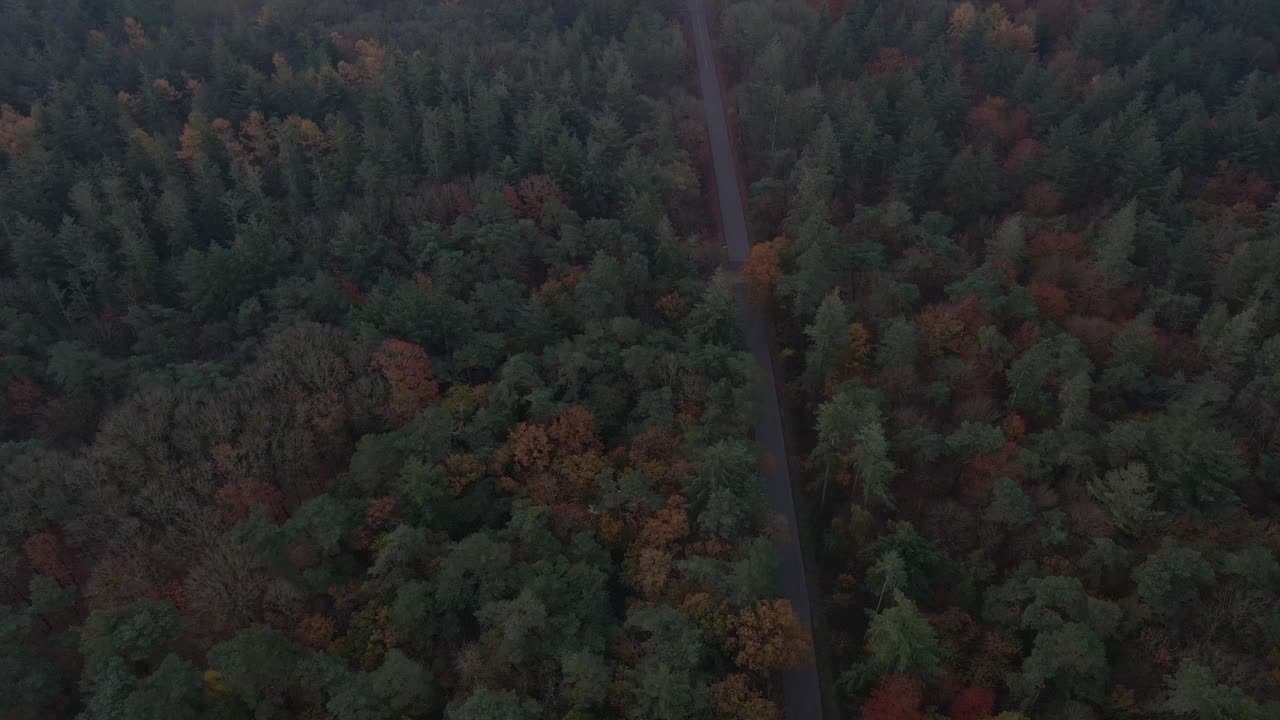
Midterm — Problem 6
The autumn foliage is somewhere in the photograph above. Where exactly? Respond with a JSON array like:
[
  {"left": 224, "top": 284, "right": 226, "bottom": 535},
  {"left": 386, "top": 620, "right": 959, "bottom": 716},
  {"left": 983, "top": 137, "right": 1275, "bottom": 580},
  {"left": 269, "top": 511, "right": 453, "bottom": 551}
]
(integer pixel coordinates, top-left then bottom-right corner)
[
  {"left": 711, "top": 673, "right": 780, "bottom": 720},
  {"left": 214, "top": 479, "right": 286, "bottom": 523},
  {"left": 296, "top": 614, "right": 337, "bottom": 649},
  {"left": 371, "top": 339, "right": 440, "bottom": 424},
  {"left": 949, "top": 687, "right": 996, "bottom": 720},
  {"left": 23, "top": 532, "right": 72, "bottom": 584},
  {"left": 741, "top": 238, "right": 788, "bottom": 306},
  {"left": 1029, "top": 282, "right": 1070, "bottom": 323},
  {"left": 915, "top": 296, "right": 986, "bottom": 357},
  {"left": 548, "top": 405, "right": 602, "bottom": 455},
  {"left": 866, "top": 48, "right": 916, "bottom": 76},
  {"left": 0, "top": 104, "right": 37, "bottom": 154},
  {"left": 503, "top": 175, "right": 569, "bottom": 224},
  {"left": 860, "top": 674, "right": 926, "bottom": 720},
  {"left": 729, "top": 600, "right": 812, "bottom": 678},
  {"left": 508, "top": 422, "right": 552, "bottom": 471},
  {"left": 968, "top": 97, "right": 1030, "bottom": 147}
]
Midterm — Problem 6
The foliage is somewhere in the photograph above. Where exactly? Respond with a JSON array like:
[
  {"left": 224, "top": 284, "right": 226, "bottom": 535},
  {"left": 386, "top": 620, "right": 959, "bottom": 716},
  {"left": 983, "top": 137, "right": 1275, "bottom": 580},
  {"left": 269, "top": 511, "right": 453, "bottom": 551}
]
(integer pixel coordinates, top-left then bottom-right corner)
[
  {"left": 720, "top": 0, "right": 1280, "bottom": 715},
  {"left": 0, "top": 1, "right": 785, "bottom": 717}
]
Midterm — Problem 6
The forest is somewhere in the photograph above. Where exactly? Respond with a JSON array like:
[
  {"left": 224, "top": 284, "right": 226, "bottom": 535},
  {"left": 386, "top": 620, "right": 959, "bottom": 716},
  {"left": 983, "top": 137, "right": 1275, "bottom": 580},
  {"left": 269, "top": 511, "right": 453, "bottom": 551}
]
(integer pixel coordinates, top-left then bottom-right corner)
[
  {"left": 718, "top": 0, "right": 1280, "bottom": 718},
  {"left": 0, "top": 1, "right": 811, "bottom": 718},
  {"left": 4, "top": 0, "right": 1280, "bottom": 719}
]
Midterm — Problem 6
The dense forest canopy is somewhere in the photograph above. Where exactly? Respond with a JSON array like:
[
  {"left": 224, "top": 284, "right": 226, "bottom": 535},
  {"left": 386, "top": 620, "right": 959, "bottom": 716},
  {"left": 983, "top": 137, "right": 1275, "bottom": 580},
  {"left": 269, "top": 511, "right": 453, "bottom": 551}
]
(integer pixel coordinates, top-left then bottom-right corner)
[
  {"left": 718, "top": 0, "right": 1280, "bottom": 718},
  {"left": 0, "top": 1, "right": 812, "bottom": 718},
  {"left": 7, "top": 0, "right": 1280, "bottom": 719}
]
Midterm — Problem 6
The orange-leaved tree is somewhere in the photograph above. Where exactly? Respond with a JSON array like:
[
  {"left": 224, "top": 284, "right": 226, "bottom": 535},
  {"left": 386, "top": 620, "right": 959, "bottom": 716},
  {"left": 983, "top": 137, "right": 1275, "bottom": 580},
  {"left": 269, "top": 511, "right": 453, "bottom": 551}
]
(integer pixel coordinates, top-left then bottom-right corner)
[
  {"left": 711, "top": 673, "right": 780, "bottom": 720},
  {"left": 741, "top": 238, "right": 788, "bottom": 307},
  {"left": 729, "top": 599, "right": 811, "bottom": 678}
]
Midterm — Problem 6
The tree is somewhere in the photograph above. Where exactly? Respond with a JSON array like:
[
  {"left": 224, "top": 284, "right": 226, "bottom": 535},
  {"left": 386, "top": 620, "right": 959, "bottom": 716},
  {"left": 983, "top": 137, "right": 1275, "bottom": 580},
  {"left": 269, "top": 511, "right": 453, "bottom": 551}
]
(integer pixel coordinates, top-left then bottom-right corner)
[
  {"left": 206, "top": 625, "right": 299, "bottom": 717},
  {"left": 985, "top": 477, "right": 1033, "bottom": 528},
  {"left": 949, "top": 687, "right": 996, "bottom": 720},
  {"left": 621, "top": 607, "right": 711, "bottom": 720},
  {"left": 811, "top": 388, "right": 897, "bottom": 507},
  {"left": 865, "top": 591, "right": 941, "bottom": 680},
  {"left": 1162, "top": 659, "right": 1266, "bottom": 720},
  {"left": 868, "top": 550, "right": 907, "bottom": 612},
  {"left": 945, "top": 144, "right": 1002, "bottom": 218},
  {"left": 1134, "top": 543, "right": 1215, "bottom": 617},
  {"left": 559, "top": 651, "right": 609, "bottom": 711},
  {"left": 81, "top": 600, "right": 181, "bottom": 679},
  {"left": 804, "top": 291, "right": 850, "bottom": 391},
  {"left": 503, "top": 175, "right": 568, "bottom": 224},
  {"left": 1010, "top": 621, "right": 1110, "bottom": 703},
  {"left": 860, "top": 523, "right": 952, "bottom": 605},
  {"left": 1094, "top": 201, "right": 1137, "bottom": 289},
  {"left": 327, "top": 650, "right": 436, "bottom": 720},
  {"left": 371, "top": 339, "right": 440, "bottom": 424},
  {"left": 1, "top": 601, "right": 70, "bottom": 717},
  {"left": 729, "top": 600, "right": 811, "bottom": 678},
  {"left": 447, "top": 689, "right": 539, "bottom": 720},
  {"left": 22, "top": 533, "right": 71, "bottom": 585},
  {"left": 1088, "top": 463, "right": 1159, "bottom": 536},
  {"left": 741, "top": 239, "right": 787, "bottom": 306},
  {"left": 860, "top": 674, "right": 925, "bottom": 720},
  {"left": 118, "top": 654, "right": 208, "bottom": 719},
  {"left": 876, "top": 319, "right": 919, "bottom": 370}
]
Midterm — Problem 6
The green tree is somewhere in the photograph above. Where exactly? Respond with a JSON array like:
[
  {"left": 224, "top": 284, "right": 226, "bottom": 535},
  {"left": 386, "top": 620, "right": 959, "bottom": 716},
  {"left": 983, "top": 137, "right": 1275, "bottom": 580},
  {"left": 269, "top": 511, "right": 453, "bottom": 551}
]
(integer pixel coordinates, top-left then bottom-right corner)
[
  {"left": 1134, "top": 543, "right": 1215, "bottom": 617},
  {"left": 206, "top": 625, "right": 299, "bottom": 717},
  {"left": 1088, "top": 463, "right": 1160, "bottom": 536},
  {"left": 1162, "top": 660, "right": 1266, "bottom": 720},
  {"left": 1094, "top": 201, "right": 1137, "bottom": 289},
  {"left": 804, "top": 291, "right": 850, "bottom": 390},
  {"left": 812, "top": 388, "right": 897, "bottom": 507},
  {"left": 864, "top": 591, "right": 941, "bottom": 681},
  {"left": 985, "top": 477, "right": 1034, "bottom": 529},
  {"left": 620, "top": 607, "right": 711, "bottom": 720},
  {"left": 447, "top": 689, "right": 539, "bottom": 720},
  {"left": 944, "top": 144, "right": 1002, "bottom": 219},
  {"left": 327, "top": 650, "right": 436, "bottom": 720},
  {"left": 81, "top": 600, "right": 181, "bottom": 679},
  {"left": 559, "top": 651, "right": 609, "bottom": 710},
  {"left": 868, "top": 550, "right": 907, "bottom": 612}
]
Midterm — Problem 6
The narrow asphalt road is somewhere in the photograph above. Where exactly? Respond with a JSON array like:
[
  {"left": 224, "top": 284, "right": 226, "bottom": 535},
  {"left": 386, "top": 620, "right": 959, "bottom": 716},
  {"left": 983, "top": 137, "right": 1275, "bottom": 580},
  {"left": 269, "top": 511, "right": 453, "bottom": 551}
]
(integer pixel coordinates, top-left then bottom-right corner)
[{"left": 686, "top": 1, "right": 824, "bottom": 718}]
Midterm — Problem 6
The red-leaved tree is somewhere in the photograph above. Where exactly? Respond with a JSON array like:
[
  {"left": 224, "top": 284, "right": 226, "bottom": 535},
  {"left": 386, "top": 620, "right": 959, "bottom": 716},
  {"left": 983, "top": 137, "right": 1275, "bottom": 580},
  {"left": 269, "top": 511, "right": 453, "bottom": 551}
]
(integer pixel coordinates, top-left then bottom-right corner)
[
  {"left": 503, "top": 175, "right": 568, "bottom": 224},
  {"left": 949, "top": 686, "right": 996, "bottom": 720},
  {"left": 861, "top": 674, "right": 926, "bottom": 720},
  {"left": 23, "top": 533, "right": 72, "bottom": 584}
]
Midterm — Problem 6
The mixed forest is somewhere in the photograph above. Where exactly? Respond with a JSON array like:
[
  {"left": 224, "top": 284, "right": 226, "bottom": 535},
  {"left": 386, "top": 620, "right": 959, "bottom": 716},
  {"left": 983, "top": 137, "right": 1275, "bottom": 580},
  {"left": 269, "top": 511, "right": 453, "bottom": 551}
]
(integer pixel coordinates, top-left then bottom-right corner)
[
  {"left": 718, "top": 0, "right": 1280, "bottom": 718},
  {"left": 6, "top": 0, "right": 1280, "bottom": 719},
  {"left": 0, "top": 1, "right": 813, "bottom": 718}
]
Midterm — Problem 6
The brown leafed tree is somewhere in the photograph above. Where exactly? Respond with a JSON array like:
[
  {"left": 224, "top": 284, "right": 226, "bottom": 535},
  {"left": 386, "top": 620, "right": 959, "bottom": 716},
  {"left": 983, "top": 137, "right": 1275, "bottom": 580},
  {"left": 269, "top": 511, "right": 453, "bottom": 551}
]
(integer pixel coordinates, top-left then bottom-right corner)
[
  {"left": 297, "top": 613, "right": 337, "bottom": 649},
  {"left": 508, "top": 422, "right": 552, "bottom": 471},
  {"left": 711, "top": 673, "right": 780, "bottom": 720},
  {"left": 371, "top": 339, "right": 440, "bottom": 424},
  {"left": 548, "top": 406, "right": 602, "bottom": 455},
  {"left": 23, "top": 533, "right": 72, "bottom": 585},
  {"left": 729, "top": 600, "right": 811, "bottom": 678}
]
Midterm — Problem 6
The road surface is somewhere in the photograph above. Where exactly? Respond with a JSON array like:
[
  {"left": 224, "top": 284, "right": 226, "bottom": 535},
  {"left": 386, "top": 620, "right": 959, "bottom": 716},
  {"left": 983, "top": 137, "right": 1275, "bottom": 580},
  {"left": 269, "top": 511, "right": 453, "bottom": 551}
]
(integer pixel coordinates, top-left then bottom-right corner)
[{"left": 686, "top": 1, "right": 825, "bottom": 718}]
